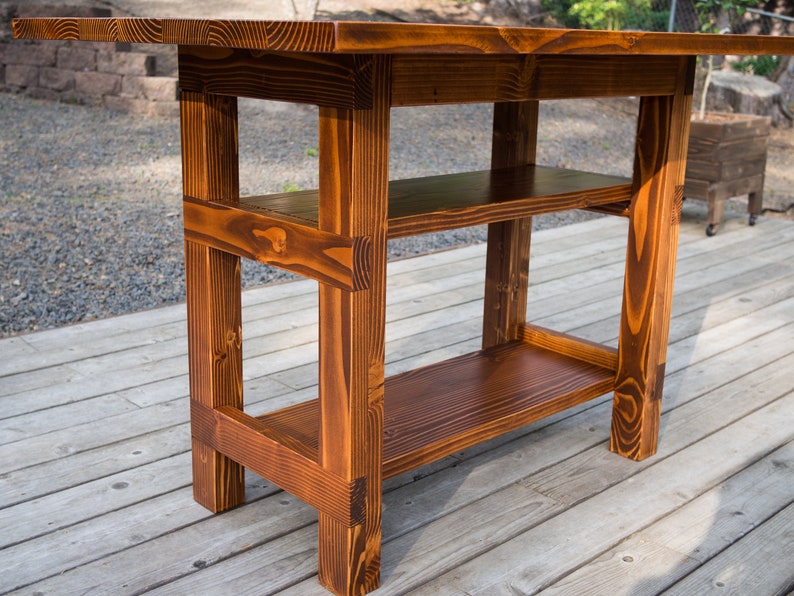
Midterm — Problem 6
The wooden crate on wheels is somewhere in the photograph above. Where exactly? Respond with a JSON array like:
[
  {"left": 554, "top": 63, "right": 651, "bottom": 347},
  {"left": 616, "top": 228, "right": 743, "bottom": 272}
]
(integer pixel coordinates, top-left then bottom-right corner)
[{"left": 684, "top": 113, "right": 771, "bottom": 236}]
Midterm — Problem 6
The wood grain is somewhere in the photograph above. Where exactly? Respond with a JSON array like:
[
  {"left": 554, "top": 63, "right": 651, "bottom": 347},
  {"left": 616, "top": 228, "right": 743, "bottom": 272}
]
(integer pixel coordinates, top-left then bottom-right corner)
[
  {"left": 15, "top": 18, "right": 794, "bottom": 56},
  {"left": 482, "top": 101, "right": 537, "bottom": 349},
  {"left": 178, "top": 46, "right": 371, "bottom": 109},
  {"left": 518, "top": 323, "right": 619, "bottom": 371},
  {"left": 242, "top": 166, "right": 633, "bottom": 240},
  {"left": 255, "top": 340, "right": 615, "bottom": 480},
  {"left": 13, "top": 18, "right": 336, "bottom": 52},
  {"left": 315, "top": 55, "right": 391, "bottom": 595},
  {"left": 333, "top": 22, "right": 794, "bottom": 56},
  {"left": 392, "top": 55, "right": 685, "bottom": 105},
  {"left": 190, "top": 402, "right": 366, "bottom": 527},
  {"left": 181, "top": 91, "right": 245, "bottom": 513},
  {"left": 182, "top": 196, "right": 370, "bottom": 292},
  {"left": 611, "top": 57, "right": 695, "bottom": 461}
]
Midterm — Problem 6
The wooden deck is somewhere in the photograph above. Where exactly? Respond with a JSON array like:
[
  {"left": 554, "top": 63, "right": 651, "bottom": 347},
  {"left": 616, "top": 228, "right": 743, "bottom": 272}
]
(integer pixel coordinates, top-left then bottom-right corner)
[{"left": 2, "top": 207, "right": 793, "bottom": 595}]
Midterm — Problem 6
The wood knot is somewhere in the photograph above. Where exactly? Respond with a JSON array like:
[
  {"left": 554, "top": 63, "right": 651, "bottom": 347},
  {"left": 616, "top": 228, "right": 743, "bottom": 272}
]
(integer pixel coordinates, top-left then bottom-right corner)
[{"left": 257, "top": 227, "right": 287, "bottom": 253}]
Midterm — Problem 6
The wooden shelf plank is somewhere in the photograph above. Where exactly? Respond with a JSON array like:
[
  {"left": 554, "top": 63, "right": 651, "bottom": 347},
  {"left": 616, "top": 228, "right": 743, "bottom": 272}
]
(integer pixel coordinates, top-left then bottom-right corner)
[
  {"left": 242, "top": 165, "right": 632, "bottom": 239},
  {"left": 256, "top": 340, "right": 616, "bottom": 480}
]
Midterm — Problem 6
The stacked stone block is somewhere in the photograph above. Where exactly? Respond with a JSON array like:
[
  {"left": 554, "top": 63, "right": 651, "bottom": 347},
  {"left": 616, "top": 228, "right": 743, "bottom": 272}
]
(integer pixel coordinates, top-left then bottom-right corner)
[{"left": 0, "top": 3, "right": 179, "bottom": 116}]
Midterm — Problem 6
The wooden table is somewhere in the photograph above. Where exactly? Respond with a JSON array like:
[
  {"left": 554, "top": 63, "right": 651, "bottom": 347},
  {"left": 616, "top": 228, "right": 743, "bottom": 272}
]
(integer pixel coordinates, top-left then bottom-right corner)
[{"left": 14, "top": 19, "right": 794, "bottom": 595}]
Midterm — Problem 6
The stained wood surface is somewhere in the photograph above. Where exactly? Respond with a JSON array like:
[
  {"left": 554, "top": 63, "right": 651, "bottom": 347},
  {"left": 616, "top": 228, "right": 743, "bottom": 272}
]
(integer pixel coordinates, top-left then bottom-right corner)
[
  {"left": 611, "top": 77, "right": 694, "bottom": 460},
  {"left": 13, "top": 18, "right": 794, "bottom": 56},
  {"left": 481, "top": 101, "right": 536, "bottom": 350},
  {"left": 182, "top": 196, "right": 370, "bottom": 292},
  {"left": 242, "top": 165, "right": 632, "bottom": 239},
  {"left": 258, "top": 340, "right": 615, "bottom": 479},
  {"left": 180, "top": 91, "right": 246, "bottom": 513},
  {"left": 178, "top": 47, "right": 371, "bottom": 109},
  {"left": 313, "top": 55, "right": 392, "bottom": 594},
  {"left": 2, "top": 214, "right": 792, "bottom": 594},
  {"left": 391, "top": 54, "right": 687, "bottom": 105}
]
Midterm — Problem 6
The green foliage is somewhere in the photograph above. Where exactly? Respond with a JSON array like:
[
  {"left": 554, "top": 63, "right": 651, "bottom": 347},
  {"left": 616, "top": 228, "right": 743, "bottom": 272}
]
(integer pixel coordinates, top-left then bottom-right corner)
[
  {"left": 731, "top": 55, "right": 782, "bottom": 77},
  {"left": 568, "top": 0, "right": 652, "bottom": 30},
  {"left": 694, "top": 0, "right": 757, "bottom": 33},
  {"left": 541, "top": 0, "right": 585, "bottom": 28},
  {"left": 541, "top": 0, "right": 668, "bottom": 31}
]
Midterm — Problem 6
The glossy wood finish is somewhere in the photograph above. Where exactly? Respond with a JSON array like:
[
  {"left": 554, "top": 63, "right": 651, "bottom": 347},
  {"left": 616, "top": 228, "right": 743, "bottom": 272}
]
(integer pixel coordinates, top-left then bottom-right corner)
[
  {"left": 14, "top": 18, "right": 794, "bottom": 596},
  {"left": 180, "top": 91, "right": 246, "bottom": 513},
  {"left": 236, "top": 166, "right": 632, "bottom": 239},
  {"left": 482, "top": 101, "right": 537, "bottom": 349},
  {"left": 612, "top": 57, "right": 696, "bottom": 460},
  {"left": 179, "top": 47, "right": 372, "bottom": 109},
  {"left": 183, "top": 196, "right": 371, "bottom": 292},
  {"left": 257, "top": 339, "right": 616, "bottom": 479},
  {"left": 14, "top": 18, "right": 794, "bottom": 56},
  {"left": 391, "top": 54, "right": 687, "bottom": 105},
  {"left": 314, "top": 55, "right": 391, "bottom": 595}
]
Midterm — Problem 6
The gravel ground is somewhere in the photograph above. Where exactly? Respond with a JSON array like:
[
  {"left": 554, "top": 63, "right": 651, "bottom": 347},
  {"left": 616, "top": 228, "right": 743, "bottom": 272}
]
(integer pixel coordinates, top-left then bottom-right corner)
[{"left": 1, "top": 93, "right": 640, "bottom": 337}]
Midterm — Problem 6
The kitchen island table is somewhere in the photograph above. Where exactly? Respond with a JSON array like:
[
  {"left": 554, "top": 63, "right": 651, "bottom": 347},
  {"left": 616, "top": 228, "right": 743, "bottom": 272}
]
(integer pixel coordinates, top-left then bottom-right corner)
[{"left": 14, "top": 18, "right": 794, "bottom": 595}]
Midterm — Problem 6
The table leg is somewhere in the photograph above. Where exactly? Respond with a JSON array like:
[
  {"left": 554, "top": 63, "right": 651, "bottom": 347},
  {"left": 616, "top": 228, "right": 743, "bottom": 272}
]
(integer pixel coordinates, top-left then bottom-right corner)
[
  {"left": 180, "top": 91, "right": 246, "bottom": 511},
  {"left": 482, "top": 101, "right": 539, "bottom": 348},
  {"left": 612, "top": 81, "right": 694, "bottom": 460},
  {"left": 316, "top": 56, "right": 390, "bottom": 595}
]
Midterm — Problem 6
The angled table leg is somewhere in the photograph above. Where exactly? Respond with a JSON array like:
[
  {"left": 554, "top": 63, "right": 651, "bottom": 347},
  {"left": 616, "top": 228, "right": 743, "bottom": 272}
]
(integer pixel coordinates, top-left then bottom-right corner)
[
  {"left": 316, "top": 55, "right": 391, "bottom": 596},
  {"left": 181, "top": 91, "right": 246, "bottom": 511},
  {"left": 611, "top": 57, "right": 696, "bottom": 460},
  {"left": 482, "top": 100, "right": 539, "bottom": 348}
]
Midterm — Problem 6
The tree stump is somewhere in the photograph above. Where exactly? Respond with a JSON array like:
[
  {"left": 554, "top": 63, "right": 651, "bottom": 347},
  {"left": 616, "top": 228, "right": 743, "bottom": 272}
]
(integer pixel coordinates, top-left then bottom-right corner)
[{"left": 706, "top": 70, "right": 788, "bottom": 126}]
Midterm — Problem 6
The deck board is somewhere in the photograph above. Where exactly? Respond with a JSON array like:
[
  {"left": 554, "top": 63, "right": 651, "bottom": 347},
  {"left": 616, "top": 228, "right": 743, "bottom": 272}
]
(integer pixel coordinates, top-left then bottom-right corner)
[{"left": 1, "top": 208, "right": 792, "bottom": 595}]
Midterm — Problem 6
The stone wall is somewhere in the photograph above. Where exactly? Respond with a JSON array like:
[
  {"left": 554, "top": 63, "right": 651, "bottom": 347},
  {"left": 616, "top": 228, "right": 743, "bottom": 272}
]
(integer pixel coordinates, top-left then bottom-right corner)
[{"left": 1, "top": 4, "right": 179, "bottom": 116}]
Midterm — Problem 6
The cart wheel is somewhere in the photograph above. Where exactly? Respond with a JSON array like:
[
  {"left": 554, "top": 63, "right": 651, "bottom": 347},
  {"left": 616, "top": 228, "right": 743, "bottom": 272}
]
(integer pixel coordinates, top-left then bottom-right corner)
[
  {"left": 749, "top": 214, "right": 757, "bottom": 226},
  {"left": 706, "top": 223, "right": 718, "bottom": 236}
]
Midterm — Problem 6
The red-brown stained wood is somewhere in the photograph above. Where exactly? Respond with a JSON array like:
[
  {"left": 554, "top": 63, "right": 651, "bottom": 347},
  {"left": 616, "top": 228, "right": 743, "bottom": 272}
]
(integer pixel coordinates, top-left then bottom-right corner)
[
  {"left": 182, "top": 196, "right": 370, "bottom": 291},
  {"left": 181, "top": 91, "right": 245, "bottom": 512},
  {"left": 254, "top": 340, "right": 615, "bottom": 479},
  {"left": 13, "top": 18, "right": 337, "bottom": 51},
  {"left": 482, "top": 101, "right": 537, "bottom": 349},
  {"left": 190, "top": 402, "right": 366, "bottom": 527},
  {"left": 391, "top": 54, "right": 683, "bottom": 105},
  {"left": 611, "top": 58, "right": 695, "bottom": 461},
  {"left": 518, "top": 323, "right": 619, "bottom": 371},
  {"left": 333, "top": 22, "right": 794, "bottom": 56},
  {"left": 14, "top": 18, "right": 794, "bottom": 596},
  {"left": 14, "top": 18, "right": 794, "bottom": 56},
  {"left": 178, "top": 47, "right": 371, "bottom": 109},
  {"left": 315, "top": 55, "right": 390, "bottom": 595},
  {"left": 390, "top": 166, "right": 632, "bottom": 236},
  {"left": 586, "top": 200, "right": 631, "bottom": 218},
  {"left": 241, "top": 166, "right": 632, "bottom": 239}
]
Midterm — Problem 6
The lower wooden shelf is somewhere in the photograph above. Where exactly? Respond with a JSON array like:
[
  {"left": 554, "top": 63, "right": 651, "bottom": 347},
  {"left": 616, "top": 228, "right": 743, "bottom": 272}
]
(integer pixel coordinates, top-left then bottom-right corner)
[{"left": 258, "top": 339, "right": 616, "bottom": 480}]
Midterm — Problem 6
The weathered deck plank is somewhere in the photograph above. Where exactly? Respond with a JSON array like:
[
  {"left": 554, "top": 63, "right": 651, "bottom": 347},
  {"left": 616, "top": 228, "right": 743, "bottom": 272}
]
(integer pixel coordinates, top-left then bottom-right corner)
[
  {"left": 541, "top": 442, "right": 793, "bottom": 594},
  {"left": 1, "top": 210, "right": 792, "bottom": 595}
]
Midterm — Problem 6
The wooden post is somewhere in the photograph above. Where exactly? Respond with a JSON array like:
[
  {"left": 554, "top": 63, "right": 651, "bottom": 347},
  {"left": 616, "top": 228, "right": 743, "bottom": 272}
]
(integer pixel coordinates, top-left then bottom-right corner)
[
  {"left": 180, "top": 91, "right": 246, "bottom": 512},
  {"left": 611, "top": 57, "right": 695, "bottom": 460},
  {"left": 482, "top": 100, "right": 539, "bottom": 348},
  {"left": 316, "top": 55, "right": 390, "bottom": 595}
]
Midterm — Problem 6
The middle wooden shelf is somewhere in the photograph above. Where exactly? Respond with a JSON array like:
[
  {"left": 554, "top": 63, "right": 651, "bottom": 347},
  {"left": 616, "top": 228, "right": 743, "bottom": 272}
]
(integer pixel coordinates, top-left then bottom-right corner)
[
  {"left": 241, "top": 164, "right": 632, "bottom": 238},
  {"left": 184, "top": 164, "right": 632, "bottom": 291}
]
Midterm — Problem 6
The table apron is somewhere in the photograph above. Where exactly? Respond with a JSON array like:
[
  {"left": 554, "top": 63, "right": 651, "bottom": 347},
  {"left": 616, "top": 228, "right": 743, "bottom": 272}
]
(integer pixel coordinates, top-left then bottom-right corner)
[{"left": 177, "top": 50, "right": 693, "bottom": 108}]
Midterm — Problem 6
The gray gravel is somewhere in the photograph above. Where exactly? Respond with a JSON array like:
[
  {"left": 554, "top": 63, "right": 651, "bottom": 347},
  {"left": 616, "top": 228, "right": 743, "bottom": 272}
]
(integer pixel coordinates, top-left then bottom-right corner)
[{"left": 0, "top": 93, "right": 637, "bottom": 337}]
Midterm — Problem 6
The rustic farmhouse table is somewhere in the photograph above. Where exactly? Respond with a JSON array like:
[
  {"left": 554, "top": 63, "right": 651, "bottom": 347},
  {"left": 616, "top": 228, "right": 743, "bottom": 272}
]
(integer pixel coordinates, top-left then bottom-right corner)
[{"left": 14, "top": 18, "right": 794, "bottom": 595}]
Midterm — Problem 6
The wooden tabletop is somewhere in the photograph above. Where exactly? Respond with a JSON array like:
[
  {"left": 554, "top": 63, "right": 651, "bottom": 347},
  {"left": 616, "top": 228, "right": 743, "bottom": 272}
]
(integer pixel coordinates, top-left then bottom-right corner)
[{"left": 13, "top": 18, "right": 794, "bottom": 56}]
